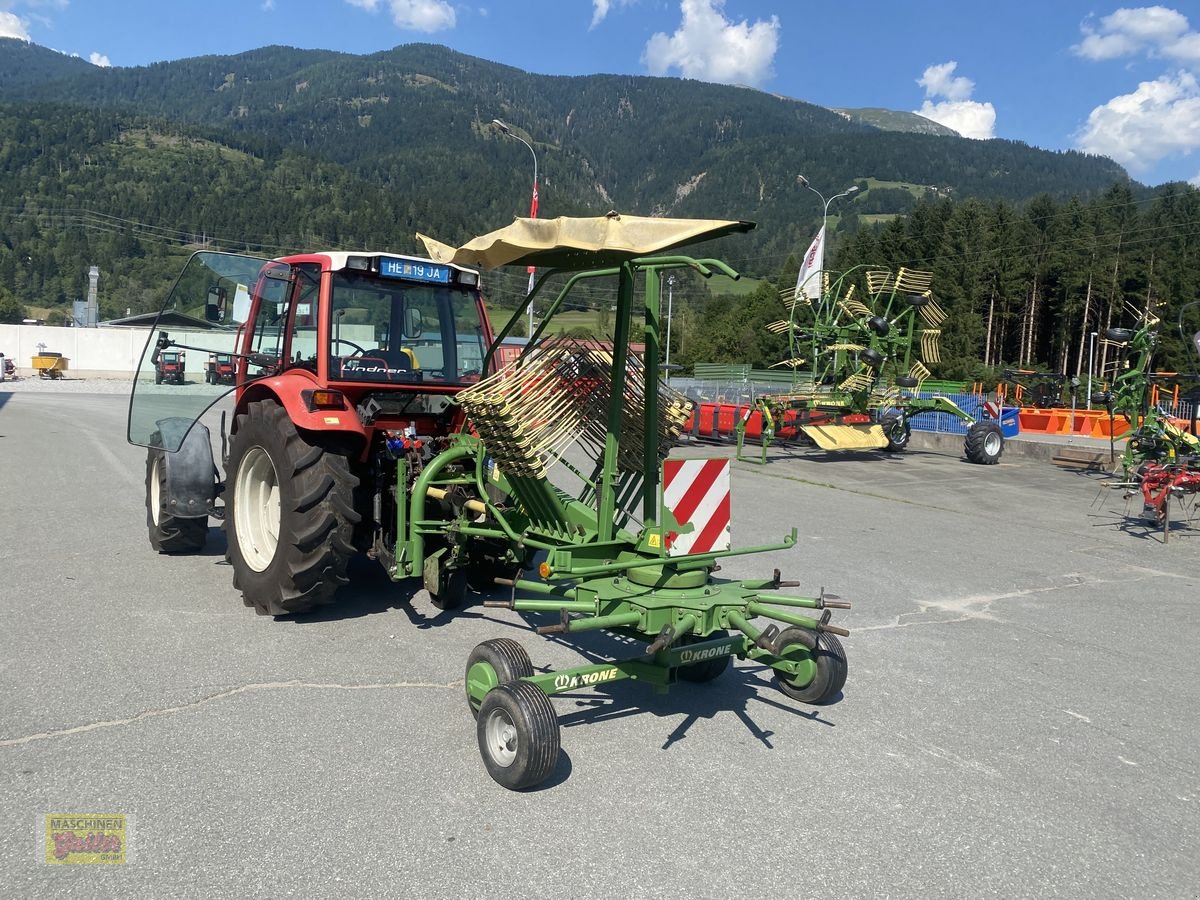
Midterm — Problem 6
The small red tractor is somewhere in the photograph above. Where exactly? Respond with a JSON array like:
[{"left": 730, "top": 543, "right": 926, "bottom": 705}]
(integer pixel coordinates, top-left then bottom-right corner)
[
  {"left": 154, "top": 349, "right": 185, "bottom": 385},
  {"left": 129, "top": 249, "right": 499, "bottom": 615},
  {"left": 204, "top": 352, "right": 237, "bottom": 386}
]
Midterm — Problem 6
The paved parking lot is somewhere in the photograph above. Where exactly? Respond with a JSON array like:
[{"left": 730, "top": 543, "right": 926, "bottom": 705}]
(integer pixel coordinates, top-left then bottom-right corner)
[{"left": 0, "top": 385, "right": 1196, "bottom": 898}]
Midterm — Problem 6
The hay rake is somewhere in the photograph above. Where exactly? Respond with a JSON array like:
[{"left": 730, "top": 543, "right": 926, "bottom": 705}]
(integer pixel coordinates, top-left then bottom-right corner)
[
  {"left": 417, "top": 215, "right": 853, "bottom": 789},
  {"left": 740, "top": 265, "right": 1003, "bottom": 464},
  {"left": 1092, "top": 301, "right": 1200, "bottom": 539}
]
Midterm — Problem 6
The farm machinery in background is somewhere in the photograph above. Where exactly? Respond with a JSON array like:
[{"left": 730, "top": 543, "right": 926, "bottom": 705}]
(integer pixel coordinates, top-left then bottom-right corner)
[
  {"left": 205, "top": 352, "right": 236, "bottom": 385},
  {"left": 1091, "top": 302, "right": 1200, "bottom": 536},
  {"left": 734, "top": 265, "right": 1003, "bottom": 465},
  {"left": 154, "top": 349, "right": 185, "bottom": 385},
  {"left": 128, "top": 214, "right": 854, "bottom": 790}
]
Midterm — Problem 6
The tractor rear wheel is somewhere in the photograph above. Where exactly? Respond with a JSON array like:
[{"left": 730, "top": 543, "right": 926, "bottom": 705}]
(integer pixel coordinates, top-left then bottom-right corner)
[
  {"left": 476, "top": 680, "right": 560, "bottom": 790},
  {"left": 964, "top": 421, "right": 1004, "bottom": 465},
  {"left": 224, "top": 399, "right": 361, "bottom": 617},
  {"left": 771, "top": 628, "right": 847, "bottom": 704},
  {"left": 145, "top": 447, "right": 208, "bottom": 553},
  {"left": 465, "top": 638, "right": 534, "bottom": 718}
]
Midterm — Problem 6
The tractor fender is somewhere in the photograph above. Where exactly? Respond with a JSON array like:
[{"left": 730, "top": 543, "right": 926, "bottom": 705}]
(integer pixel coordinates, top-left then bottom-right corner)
[
  {"left": 154, "top": 417, "right": 218, "bottom": 518},
  {"left": 236, "top": 377, "right": 369, "bottom": 447}
]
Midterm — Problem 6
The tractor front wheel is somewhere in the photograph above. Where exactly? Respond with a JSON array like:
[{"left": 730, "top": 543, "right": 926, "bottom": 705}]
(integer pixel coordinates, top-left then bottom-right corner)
[
  {"left": 771, "top": 628, "right": 847, "bottom": 704},
  {"left": 224, "top": 399, "right": 361, "bottom": 616},
  {"left": 145, "top": 447, "right": 208, "bottom": 553},
  {"left": 964, "top": 421, "right": 1004, "bottom": 465},
  {"left": 476, "top": 680, "right": 560, "bottom": 790}
]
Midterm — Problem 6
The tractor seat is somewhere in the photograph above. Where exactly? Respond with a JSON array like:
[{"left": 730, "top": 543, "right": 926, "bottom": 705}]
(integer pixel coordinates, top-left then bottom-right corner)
[{"left": 379, "top": 347, "right": 419, "bottom": 371}]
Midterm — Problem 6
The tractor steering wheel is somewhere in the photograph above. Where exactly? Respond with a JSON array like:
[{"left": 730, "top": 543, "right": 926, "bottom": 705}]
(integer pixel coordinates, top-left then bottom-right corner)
[{"left": 331, "top": 338, "right": 367, "bottom": 356}]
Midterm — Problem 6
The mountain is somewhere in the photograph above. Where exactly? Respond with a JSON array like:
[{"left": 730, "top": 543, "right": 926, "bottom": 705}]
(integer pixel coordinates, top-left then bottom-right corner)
[
  {"left": 0, "top": 39, "right": 1135, "bottom": 322},
  {"left": 0, "top": 38, "right": 94, "bottom": 88},
  {"left": 833, "top": 107, "right": 959, "bottom": 137}
]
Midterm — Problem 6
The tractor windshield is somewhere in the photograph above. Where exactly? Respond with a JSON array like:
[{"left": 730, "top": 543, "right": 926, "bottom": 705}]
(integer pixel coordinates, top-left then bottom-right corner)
[
  {"left": 328, "top": 270, "right": 486, "bottom": 384},
  {"left": 127, "top": 251, "right": 288, "bottom": 450}
]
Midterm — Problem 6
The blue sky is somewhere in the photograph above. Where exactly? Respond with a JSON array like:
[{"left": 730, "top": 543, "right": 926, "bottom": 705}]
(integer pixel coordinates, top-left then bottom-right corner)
[{"left": 4, "top": 1, "right": 1200, "bottom": 186}]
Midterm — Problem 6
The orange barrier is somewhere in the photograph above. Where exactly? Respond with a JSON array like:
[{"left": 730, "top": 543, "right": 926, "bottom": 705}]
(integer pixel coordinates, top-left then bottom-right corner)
[
  {"left": 1017, "top": 408, "right": 1130, "bottom": 438},
  {"left": 1016, "top": 408, "right": 1197, "bottom": 439}
]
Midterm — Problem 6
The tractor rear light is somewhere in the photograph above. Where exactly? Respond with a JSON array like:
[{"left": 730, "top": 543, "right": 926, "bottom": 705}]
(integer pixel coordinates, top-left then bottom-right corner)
[
  {"left": 346, "top": 255, "right": 371, "bottom": 271},
  {"left": 303, "top": 389, "right": 345, "bottom": 411},
  {"left": 457, "top": 270, "right": 479, "bottom": 287}
]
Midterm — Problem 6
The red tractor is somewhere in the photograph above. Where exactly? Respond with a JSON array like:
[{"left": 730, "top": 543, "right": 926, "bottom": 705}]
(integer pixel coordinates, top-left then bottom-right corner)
[
  {"left": 130, "top": 249, "right": 499, "bottom": 616},
  {"left": 204, "top": 352, "right": 236, "bottom": 385},
  {"left": 154, "top": 350, "right": 185, "bottom": 385}
]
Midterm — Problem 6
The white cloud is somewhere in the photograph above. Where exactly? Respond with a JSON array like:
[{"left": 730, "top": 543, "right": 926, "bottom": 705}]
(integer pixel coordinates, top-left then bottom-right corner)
[
  {"left": 1189, "top": 170, "right": 1200, "bottom": 186},
  {"left": 0, "top": 11, "right": 31, "bottom": 40},
  {"left": 89, "top": 51, "right": 111, "bottom": 67},
  {"left": 1074, "top": 6, "right": 1196, "bottom": 64},
  {"left": 917, "top": 61, "right": 974, "bottom": 102},
  {"left": 642, "top": 0, "right": 779, "bottom": 87},
  {"left": 262, "top": 0, "right": 276, "bottom": 10},
  {"left": 913, "top": 61, "right": 996, "bottom": 139},
  {"left": 590, "top": 0, "right": 634, "bottom": 30},
  {"left": 1075, "top": 71, "right": 1200, "bottom": 173},
  {"left": 591, "top": 0, "right": 610, "bottom": 29},
  {"left": 345, "top": 0, "right": 455, "bottom": 32}
]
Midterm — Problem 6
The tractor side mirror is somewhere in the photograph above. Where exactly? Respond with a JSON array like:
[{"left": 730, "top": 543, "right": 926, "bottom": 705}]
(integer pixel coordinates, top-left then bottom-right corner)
[
  {"left": 1192, "top": 330, "right": 1200, "bottom": 359},
  {"left": 404, "top": 308, "right": 423, "bottom": 339},
  {"left": 205, "top": 286, "right": 227, "bottom": 323}
]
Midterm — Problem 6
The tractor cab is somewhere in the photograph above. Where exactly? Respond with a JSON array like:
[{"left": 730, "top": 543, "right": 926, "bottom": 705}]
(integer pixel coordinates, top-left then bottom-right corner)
[{"left": 128, "top": 250, "right": 492, "bottom": 453}]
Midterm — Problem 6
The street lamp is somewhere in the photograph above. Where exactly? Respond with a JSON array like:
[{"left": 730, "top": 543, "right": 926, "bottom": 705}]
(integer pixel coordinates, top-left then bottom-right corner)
[
  {"left": 795, "top": 176, "right": 857, "bottom": 302},
  {"left": 1087, "top": 331, "right": 1098, "bottom": 409},
  {"left": 664, "top": 274, "right": 676, "bottom": 385},
  {"left": 797, "top": 174, "right": 859, "bottom": 236},
  {"left": 493, "top": 118, "right": 540, "bottom": 339}
]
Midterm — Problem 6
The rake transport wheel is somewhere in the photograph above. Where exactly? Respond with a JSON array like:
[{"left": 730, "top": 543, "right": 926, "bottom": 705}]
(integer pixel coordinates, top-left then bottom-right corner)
[
  {"left": 964, "top": 420, "right": 1004, "bottom": 465},
  {"left": 145, "top": 446, "right": 208, "bottom": 553},
  {"left": 224, "top": 399, "right": 361, "bottom": 617},
  {"left": 771, "top": 628, "right": 847, "bottom": 704},
  {"left": 880, "top": 415, "right": 911, "bottom": 453},
  {"left": 476, "top": 680, "right": 561, "bottom": 790},
  {"left": 675, "top": 631, "right": 733, "bottom": 683},
  {"left": 465, "top": 638, "right": 535, "bottom": 718}
]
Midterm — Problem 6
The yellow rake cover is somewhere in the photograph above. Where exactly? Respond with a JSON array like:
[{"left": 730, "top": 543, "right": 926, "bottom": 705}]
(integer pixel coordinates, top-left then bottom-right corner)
[{"left": 800, "top": 423, "right": 888, "bottom": 450}]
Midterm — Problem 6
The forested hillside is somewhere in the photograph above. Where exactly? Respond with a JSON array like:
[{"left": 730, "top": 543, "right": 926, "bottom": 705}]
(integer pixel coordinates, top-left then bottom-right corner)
[{"left": 2, "top": 37, "right": 1194, "bottom": 380}]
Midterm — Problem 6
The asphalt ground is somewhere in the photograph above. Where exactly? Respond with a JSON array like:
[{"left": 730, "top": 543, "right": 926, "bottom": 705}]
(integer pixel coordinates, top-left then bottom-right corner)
[{"left": 0, "top": 386, "right": 1197, "bottom": 899}]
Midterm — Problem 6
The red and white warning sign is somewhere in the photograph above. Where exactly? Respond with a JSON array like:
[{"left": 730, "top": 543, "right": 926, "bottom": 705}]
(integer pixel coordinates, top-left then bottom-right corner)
[{"left": 661, "top": 458, "right": 731, "bottom": 556}]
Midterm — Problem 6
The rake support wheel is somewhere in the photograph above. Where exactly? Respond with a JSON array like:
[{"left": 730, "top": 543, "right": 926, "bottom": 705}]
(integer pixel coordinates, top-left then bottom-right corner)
[{"left": 476, "top": 680, "right": 561, "bottom": 790}]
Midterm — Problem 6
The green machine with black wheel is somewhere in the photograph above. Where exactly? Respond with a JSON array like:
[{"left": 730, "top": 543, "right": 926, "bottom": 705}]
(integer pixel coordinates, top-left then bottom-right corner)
[
  {"left": 417, "top": 215, "right": 853, "bottom": 790},
  {"left": 739, "top": 265, "right": 1004, "bottom": 465}
]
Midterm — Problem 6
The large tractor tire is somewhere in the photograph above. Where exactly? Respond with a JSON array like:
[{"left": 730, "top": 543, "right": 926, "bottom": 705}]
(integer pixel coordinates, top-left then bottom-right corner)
[
  {"left": 146, "top": 448, "right": 209, "bottom": 553},
  {"left": 964, "top": 420, "right": 1004, "bottom": 465},
  {"left": 224, "top": 399, "right": 361, "bottom": 617}
]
